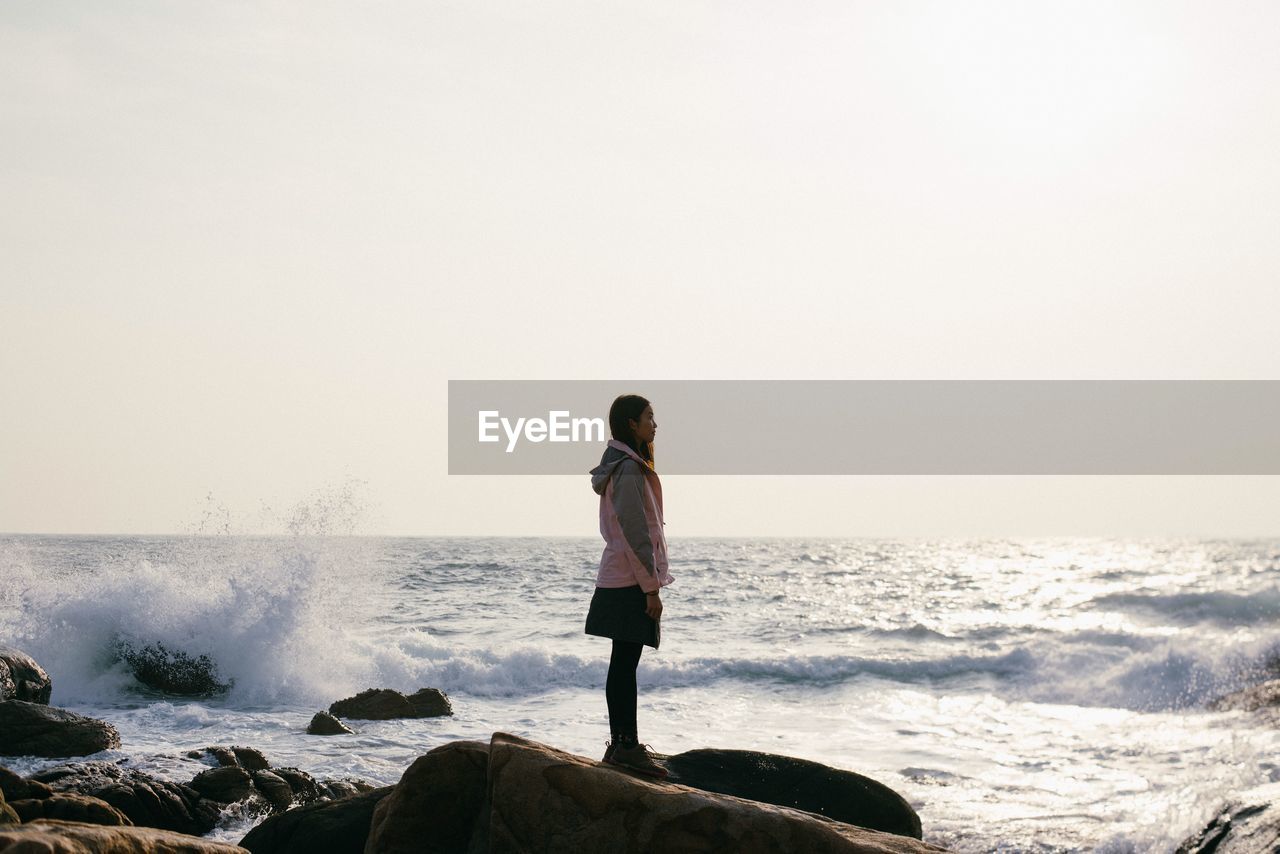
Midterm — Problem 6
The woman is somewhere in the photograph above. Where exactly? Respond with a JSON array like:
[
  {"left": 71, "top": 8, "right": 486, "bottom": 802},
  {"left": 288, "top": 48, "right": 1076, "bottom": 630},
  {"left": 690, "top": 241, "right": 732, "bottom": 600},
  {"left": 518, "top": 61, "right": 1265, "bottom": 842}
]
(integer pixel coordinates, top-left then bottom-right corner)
[{"left": 585, "top": 394, "right": 672, "bottom": 778}]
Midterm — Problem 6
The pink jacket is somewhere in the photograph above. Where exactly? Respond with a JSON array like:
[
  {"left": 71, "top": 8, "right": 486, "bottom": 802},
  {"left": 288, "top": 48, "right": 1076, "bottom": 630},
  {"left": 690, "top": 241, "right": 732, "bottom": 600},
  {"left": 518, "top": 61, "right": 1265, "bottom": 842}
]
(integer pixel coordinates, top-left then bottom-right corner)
[{"left": 588, "top": 439, "right": 672, "bottom": 593}]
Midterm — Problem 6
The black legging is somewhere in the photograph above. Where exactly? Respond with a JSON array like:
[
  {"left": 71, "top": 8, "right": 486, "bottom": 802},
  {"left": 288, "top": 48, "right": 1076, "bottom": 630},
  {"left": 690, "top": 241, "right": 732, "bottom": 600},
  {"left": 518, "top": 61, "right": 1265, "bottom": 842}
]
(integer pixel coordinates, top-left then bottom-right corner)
[{"left": 606, "top": 639, "right": 644, "bottom": 739}]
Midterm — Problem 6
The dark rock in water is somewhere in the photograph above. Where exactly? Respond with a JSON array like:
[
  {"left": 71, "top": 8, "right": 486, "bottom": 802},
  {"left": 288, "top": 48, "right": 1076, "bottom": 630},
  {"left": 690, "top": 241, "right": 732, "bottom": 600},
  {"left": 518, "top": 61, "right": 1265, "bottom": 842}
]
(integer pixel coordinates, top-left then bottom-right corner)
[
  {"left": 0, "top": 646, "right": 53, "bottom": 704},
  {"left": 272, "top": 768, "right": 322, "bottom": 805},
  {"left": 663, "top": 747, "right": 924, "bottom": 839},
  {"left": 251, "top": 771, "right": 295, "bottom": 813},
  {"left": 329, "top": 687, "right": 452, "bottom": 720},
  {"left": 0, "top": 819, "right": 248, "bottom": 852},
  {"left": 1210, "top": 679, "right": 1280, "bottom": 715},
  {"left": 1177, "top": 781, "right": 1280, "bottom": 854},
  {"left": 407, "top": 688, "right": 453, "bottom": 717},
  {"left": 0, "top": 765, "right": 54, "bottom": 801},
  {"left": 189, "top": 766, "right": 263, "bottom": 808},
  {"left": 115, "top": 641, "right": 233, "bottom": 696},
  {"left": 0, "top": 700, "right": 121, "bottom": 758},
  {"left": 365, "top": 740, "right": 489, "bottom": 854},
  {"left": 239, "top": 786, "right": 392, "bottom": 854},
  {"left": 307, "top": 710, "right": 354, "bottom": 735},
  {"left": 318, "top": 779, "right": 375, "bottom": 800},
  {"left": 30, "top": 760, "right": 222, "bottom": 835},
  {"left": 10, "top": 792, "right": 133, "bottom": 826},
  {"left": 188, "top": 745, "right": 271, "bottom": 771}
]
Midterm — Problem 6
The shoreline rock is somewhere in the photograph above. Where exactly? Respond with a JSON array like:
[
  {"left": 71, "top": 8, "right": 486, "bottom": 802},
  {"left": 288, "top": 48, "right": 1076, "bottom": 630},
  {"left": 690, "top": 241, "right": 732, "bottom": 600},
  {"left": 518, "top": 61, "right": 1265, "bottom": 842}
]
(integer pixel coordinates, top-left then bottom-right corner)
[
  {"left": 114, "top": 641, "right": 233, "bottom": 697},
  {"left": 307, "top": 711, "right": 355, "bottom": 735},
  {"left": 0, "top": 699, "right": 121, "bottom": 758},
  {"left": 328, "top": 687, "right": 452, "bottom": 720},
  {"left": 0, "top": 818, "right": 249, "bottom": 852},
  {"left": 0, "top": 646, "right": 53, "bottom": 704},
  {"left": 1176, "top": 780, "right": 1280, "bottom": 853}
]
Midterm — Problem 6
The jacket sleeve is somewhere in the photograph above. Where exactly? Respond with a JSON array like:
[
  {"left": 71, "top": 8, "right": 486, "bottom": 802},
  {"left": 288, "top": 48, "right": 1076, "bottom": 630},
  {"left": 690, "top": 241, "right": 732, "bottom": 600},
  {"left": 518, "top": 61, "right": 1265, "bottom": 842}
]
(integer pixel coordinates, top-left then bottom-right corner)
[{"left": 611, "top": 459, "right": 659, "bottom": 592}]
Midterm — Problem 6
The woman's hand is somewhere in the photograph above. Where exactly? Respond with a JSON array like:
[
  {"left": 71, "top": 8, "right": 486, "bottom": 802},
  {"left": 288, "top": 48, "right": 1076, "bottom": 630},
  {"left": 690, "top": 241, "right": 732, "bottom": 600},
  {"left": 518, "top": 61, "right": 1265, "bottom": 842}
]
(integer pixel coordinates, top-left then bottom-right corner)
[{"left": 645, "top": 591, "right": 663, "bottom": 620}]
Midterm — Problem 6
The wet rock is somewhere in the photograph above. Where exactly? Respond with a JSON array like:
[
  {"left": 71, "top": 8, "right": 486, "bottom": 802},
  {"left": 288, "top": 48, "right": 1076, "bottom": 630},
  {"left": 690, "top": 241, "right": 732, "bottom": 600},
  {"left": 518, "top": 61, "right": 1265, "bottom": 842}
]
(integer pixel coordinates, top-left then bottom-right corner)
[
  {"left": 115, "top": 641, "right": 232, "bottom": 696},
  {"left": 188, "top": 745, "right": 271, "bottom": 771},
  {"left": 307, "top": 711, "right": 354, "bottom": 735},
  {"left": 30, "top": 761, "right": 222, "bottom": 835},
  {"left": 0, "top": 646, "right": 52, "bottom": 704},
  {"left": 238, "top": 787, "right": 392, "bottom": 854},
  {"left": 664, "top": 747, "right": 923, "bottom": 839},
  {"left": 9, "top": 792, "right": 133, "bottom": 826},
  {"left": 1210, "top": 679, "right": 1280, "bottom": 715},
  {"left": 0, "top": 819, "right": 250, "bottom": 852},
  {"left": 406, "top": 688, "right": 452, "bottom": 717},
  {"left": 328, "top": 687, "right": 452, "bottom": 720},
  {"left": 364, "top": 740, "right": 489, "bottom": 854},
  {"left": 0, "top": 765, "right": 54, "bottom": 801},
  {"left": 250, "top": 771, "right": 294, "bottom": 813},
  {"left": 1176, "top": 781, "right": 1280, "bottom": 854},
  {"left": 0, "top": 699, "right": 121, "bottom": 758},
  {"left": 189, "top": 766, "right": 261, "bottom": 808}
]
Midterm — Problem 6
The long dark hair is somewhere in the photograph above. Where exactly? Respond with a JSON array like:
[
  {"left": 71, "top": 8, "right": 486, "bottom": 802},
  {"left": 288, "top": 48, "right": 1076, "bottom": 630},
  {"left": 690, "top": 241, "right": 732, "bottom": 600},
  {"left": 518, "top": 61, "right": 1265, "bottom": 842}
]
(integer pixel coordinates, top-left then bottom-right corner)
[{"left": 608, "top": 394, "right": 654, "bottom": 467}]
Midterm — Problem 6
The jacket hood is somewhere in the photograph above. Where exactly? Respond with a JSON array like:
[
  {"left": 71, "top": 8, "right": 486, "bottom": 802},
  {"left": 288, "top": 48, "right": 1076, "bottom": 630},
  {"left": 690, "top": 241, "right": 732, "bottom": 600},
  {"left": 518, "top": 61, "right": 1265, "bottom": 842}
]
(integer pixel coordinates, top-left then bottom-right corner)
[{"left": 589, "top": 440, "right": 647, "bottom": 495}]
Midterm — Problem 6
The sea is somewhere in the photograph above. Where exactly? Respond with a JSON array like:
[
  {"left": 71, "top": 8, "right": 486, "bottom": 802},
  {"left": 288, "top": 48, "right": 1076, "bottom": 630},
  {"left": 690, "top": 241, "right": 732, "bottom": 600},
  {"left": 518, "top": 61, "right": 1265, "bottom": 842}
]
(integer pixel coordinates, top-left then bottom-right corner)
[{"left": 1, "top": 533, "right": 1278, "bottom": 852}]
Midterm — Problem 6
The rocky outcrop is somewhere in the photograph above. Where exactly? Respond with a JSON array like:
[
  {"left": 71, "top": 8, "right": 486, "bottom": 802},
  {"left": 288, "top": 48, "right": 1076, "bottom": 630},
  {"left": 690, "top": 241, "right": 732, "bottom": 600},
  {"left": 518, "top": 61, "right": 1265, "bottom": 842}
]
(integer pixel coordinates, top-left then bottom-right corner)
[
  {"left": 238, "top": 787, "right": 392, "bottom": 854},
  {"left": 0, "top": 699, "right": 121, "bottom": 757},
  {"left": 184, "top": 745, "right": 369, "bottom": 817},
  {"left": 0, "top": 646, "right": 52, "bottom": 704},
  {"left": 362, "top": 733, "right": 946, "bottom": 854},
  {"left": 0, "top": 788, "right": 18, "bottom": 826},
  {"left": 329, "top": 688, "right": 453, "bottom": 720},
  {"left": 1210, "top": 680, "right": 1280, "bottom": 716},
  {"left": 187, "top": 746, "right": 271, "bottom": 772},
  {"left": 30, "top": 761, "right": 222, "bottom": 836},
  {"left": 8, "top": 792, "right": 133, "bottom": 826},
  {"left": 0, "top": 818, "right": 249, "bottom": 852},
  {"left": 308, "top": 711, "right": 354, "bottom": 735},
  {"left": 664, "top": 747, "right": 922, "bottom": 839},
  {"left": 364, "top": 740, "right": 490, "bottom": 853},
  {"left": 115, "top": 641, "right": 232, "bottom": 696},
  {"left": 1176, "top": 781, "right": 1280, "bottom": 854}
]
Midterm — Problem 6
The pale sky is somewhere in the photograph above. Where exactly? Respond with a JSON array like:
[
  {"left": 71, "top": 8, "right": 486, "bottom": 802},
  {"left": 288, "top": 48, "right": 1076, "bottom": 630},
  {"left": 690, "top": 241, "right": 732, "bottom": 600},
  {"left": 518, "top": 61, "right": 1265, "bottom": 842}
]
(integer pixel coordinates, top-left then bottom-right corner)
[{"left": 2, "top": 1, "right": 1279, "bottom": 537}]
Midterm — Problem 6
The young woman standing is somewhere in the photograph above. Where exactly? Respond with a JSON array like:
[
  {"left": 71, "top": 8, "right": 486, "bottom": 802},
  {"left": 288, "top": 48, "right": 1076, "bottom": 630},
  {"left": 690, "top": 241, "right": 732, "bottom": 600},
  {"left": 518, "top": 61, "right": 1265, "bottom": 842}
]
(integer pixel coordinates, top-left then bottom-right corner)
[{"left": 585, "top": 394, "right": 672, "bottom": 778}]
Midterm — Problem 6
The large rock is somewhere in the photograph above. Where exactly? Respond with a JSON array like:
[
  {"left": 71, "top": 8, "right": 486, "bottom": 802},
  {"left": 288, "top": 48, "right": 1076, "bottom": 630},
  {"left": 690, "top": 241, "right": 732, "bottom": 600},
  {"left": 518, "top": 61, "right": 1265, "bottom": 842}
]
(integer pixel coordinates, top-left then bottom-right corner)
[
  {"left": 0, "top": 788, "right": 17, "bottom": 826},
  {"left": 307, "top": 711, "right": 354, "bottom": 735},
  {"left": 0, "top": 818, "right": 249, "bottom": 852},
  {"left": 0, "top": 646, "right": 52, "bottom": 704},
  {"left": 0, "top": 700, "right": 120, "bottom": 758},
  {"left": 364, "top": 740, "right": 490, "bottom": 854},
  {"left": 366, "top": 733, "right": 945, "bottom": 854},
  {"left": 329, "top": 688, "right": 453, "bottom": 721},
  {"left": 1176, "top": 781, "right": 1280, "bottom": 854},
  {"left": 9, "top": 792, "right": 133, "bottom": 826},
  {"left": 238, "top": 787, "right": 392, "bottom": 854},
  {"left": 665, "top": 748, "right": 922, "bottom": 839},
  {"left": 30, "top": 761, "right": 222, "bottom": 836},
  {"left": 115, "top": 641, "right": 232, "bottom": 697},
  {"left": 483, "top": 733, "right": 946, "bottom": 853}
]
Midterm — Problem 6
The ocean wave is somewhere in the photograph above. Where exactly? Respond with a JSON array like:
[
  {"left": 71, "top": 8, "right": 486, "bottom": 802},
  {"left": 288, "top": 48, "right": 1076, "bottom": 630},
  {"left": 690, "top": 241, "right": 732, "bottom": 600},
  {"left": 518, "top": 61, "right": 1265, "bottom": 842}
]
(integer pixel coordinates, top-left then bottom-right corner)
[{"left": 1089, "top": 589, "right": 1280, "bottom": 627}]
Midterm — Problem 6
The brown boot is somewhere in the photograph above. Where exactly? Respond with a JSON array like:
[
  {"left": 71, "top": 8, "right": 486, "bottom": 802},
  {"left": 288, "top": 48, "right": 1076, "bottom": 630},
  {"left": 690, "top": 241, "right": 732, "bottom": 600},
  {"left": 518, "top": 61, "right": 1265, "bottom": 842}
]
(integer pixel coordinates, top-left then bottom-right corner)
[{"left": 606, "top": 736, "right": 668, "bottom": 778}]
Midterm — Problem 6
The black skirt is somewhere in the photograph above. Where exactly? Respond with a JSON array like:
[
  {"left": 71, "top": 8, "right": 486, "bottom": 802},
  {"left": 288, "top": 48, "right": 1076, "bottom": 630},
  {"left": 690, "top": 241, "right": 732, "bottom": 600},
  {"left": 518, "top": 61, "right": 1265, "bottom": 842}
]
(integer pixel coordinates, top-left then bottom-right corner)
[{"left": 584, "top": 585, "right": 660, "bottom": 649}]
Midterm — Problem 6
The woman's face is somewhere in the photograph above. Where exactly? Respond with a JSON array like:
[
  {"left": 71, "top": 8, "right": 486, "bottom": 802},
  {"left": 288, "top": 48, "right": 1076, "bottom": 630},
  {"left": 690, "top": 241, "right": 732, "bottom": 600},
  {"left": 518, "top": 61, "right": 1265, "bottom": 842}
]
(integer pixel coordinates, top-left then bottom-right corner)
[{"left": 630, "top": 405, "right": 657, "bottom": 444}]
